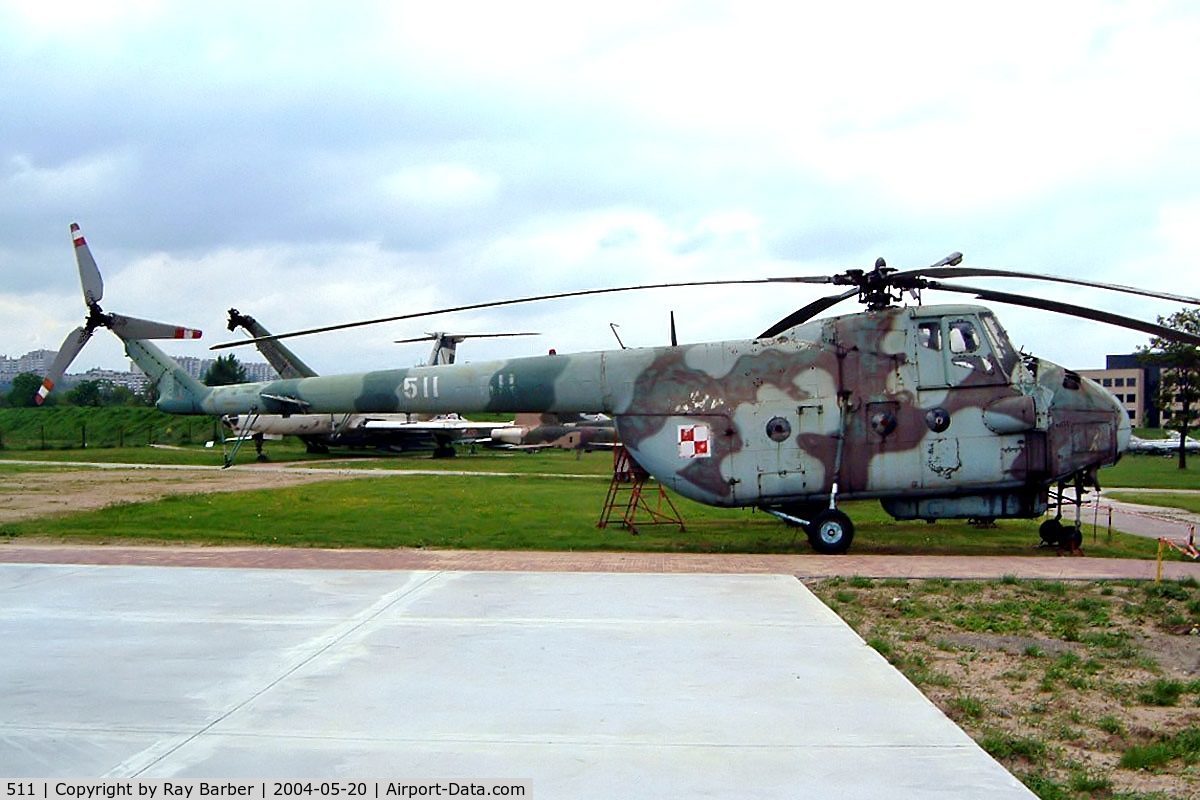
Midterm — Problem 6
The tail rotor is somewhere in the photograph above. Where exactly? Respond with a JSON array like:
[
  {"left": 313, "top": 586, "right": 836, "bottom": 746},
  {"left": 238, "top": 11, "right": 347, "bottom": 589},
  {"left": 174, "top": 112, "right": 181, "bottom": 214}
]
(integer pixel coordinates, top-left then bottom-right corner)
[{"left": 34, "top": 223, "right": 203, "bottom": 405}]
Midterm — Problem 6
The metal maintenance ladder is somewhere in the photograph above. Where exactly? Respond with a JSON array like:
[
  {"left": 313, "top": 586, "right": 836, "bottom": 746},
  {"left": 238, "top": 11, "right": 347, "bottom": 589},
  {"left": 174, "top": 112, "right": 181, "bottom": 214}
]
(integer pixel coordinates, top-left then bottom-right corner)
[{"left": 598, "top": 445, "right": 685, "bottom": 534}]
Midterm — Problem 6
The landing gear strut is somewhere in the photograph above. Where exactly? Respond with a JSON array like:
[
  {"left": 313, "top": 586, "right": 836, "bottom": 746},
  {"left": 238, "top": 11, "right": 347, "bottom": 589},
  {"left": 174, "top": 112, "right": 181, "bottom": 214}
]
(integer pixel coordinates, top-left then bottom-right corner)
[
  {"left": 764, "top": 498, "right": 856, "bottom": 555},
  {"left": 1041, "top": 471, "right": 1093, "bottom": 554}
]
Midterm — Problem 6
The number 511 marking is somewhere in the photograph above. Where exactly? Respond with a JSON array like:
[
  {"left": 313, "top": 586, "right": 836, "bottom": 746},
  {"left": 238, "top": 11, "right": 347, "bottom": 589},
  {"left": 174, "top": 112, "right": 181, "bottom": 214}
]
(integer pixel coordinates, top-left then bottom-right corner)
[{"left": 402, "top": 375, "right": 440, "bottom": 400}]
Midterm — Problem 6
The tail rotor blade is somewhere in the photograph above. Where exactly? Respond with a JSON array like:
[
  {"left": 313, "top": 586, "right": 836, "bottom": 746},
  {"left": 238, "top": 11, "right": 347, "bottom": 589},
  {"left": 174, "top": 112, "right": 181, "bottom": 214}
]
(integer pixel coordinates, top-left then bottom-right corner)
[
  {"left": 35, "top": 326, "right": 93, "bottom": 405},
  {"left": 109, "top": 313, "right": 202, "bottom": 341},
  {"left": 70, "top": 223, "right": 104, "bottom": 306},
  {"left": 670, "top": 310, "right": 678, "bottom": 346}
]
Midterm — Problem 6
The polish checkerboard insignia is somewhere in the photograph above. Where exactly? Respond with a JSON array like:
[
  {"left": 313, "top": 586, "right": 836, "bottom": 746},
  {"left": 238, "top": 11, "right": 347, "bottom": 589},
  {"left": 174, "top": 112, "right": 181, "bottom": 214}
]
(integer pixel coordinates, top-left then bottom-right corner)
[{"left": 677, "top": 423, "right": 711, "bottom": 458}]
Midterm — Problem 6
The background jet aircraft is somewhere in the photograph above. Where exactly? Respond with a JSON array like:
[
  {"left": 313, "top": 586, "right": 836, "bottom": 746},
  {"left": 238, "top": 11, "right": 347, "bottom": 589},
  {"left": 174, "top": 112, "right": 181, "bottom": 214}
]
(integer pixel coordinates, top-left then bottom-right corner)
[
  {"left": 222, "top": 310, "right": 528, "bottom": 456},
  {"left": 1125, "top": 432, "right": 1200, "bottom": 454},
  {"left": 490, "top": 412, "right": 619, "bottom": 452}
]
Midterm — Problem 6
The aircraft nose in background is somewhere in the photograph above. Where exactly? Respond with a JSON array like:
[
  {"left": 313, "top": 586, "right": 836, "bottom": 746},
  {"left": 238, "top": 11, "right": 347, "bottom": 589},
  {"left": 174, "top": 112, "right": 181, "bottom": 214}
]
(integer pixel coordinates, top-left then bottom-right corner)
[{"left": 491, "top": 427, "right": 524, "bottom": 446}]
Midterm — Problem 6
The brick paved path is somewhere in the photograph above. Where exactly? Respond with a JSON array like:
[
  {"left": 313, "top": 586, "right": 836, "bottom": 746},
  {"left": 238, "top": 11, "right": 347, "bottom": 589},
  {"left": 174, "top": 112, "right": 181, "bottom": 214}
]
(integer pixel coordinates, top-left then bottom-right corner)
[{"left": 3, "top": 543, "right": 1198, "bottom": 581}]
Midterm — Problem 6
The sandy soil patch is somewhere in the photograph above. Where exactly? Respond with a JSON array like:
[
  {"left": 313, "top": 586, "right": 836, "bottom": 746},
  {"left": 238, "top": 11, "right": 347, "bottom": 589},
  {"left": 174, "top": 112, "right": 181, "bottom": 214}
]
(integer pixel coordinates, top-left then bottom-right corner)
[{"left": 0, "top": 466, "right": 365, "bottom": 523}]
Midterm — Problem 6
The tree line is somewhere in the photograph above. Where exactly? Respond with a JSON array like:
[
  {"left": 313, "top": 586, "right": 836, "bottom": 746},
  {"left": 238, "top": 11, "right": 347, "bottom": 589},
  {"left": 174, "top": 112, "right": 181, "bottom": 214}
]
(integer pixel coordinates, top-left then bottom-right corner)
[{"left": 2, "top": 354, "right": 250, "bottom": 408}]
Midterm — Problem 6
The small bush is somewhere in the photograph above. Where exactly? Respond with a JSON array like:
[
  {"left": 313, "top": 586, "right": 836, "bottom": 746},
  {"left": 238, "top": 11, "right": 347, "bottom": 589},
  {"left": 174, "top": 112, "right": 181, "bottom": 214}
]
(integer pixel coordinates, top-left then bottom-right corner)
[
  {"left": 981, "top": 731, "right": 1048, "bottom": 764},
  {"left": 1137, "top": 678, "right": 1185, "bottom": 707},
  {"left": 950, "top": 695, "right": 985, "bottom": 720}
]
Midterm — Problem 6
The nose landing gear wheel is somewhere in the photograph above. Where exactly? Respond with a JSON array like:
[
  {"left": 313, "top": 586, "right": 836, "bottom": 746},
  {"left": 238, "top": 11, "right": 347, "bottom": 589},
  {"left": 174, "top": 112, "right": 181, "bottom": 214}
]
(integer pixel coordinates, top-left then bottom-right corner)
[{"left": 806, "top": 509, "right": 855, "bottom": 555}]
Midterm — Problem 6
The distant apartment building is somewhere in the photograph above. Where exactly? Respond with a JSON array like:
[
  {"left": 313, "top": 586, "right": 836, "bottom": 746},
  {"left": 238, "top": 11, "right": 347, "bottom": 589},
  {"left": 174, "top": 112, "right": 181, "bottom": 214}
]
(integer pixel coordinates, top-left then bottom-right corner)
[
  {"left": 81, "top": 367, "right": 150, "bottom": 393},
  {"left": 0, "top": 351, "right": 57, "bottom": 387},
  {"left": 1077, "top": 366, "right": 1146, "bottom": 426},
  {"left": 18, "top": 349, "right": 56, "bottom": 376},
  {"left": 0, "top": 348, "right": 276, "bottom": 392},
  {"left": 1077, "top": 353, "right": 1167, "bottom": 428}
]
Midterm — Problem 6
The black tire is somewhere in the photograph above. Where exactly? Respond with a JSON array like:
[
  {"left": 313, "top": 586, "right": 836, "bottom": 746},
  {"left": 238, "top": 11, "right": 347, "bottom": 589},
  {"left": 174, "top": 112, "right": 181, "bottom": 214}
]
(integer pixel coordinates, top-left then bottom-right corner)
[
  {"left": 1067, "top": 525, "right": 1083, "bottom": 550},
  {"left": 1039, "top": 518, "right": 1063, "bottom": 547},
  {"left": 806, "top": 509, "right": 855, "bottom": 555}
]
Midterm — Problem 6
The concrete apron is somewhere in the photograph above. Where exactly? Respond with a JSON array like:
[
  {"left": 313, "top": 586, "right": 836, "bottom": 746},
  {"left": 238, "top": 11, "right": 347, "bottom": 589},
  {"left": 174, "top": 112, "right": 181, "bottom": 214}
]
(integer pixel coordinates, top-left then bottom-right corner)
[{"left": 0, "top": 565, "right": 1034, "bottom": 798}]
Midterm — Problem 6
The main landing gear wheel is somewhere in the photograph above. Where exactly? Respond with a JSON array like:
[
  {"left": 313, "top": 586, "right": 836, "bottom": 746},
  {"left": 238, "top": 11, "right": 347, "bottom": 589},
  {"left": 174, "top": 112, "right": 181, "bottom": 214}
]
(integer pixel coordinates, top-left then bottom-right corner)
[
  {"left": 806, "top": 509, "right": 855, "bottom": 555},
  {"left": 1039, "top": 518, "right": 1083, "bottom": 551}
]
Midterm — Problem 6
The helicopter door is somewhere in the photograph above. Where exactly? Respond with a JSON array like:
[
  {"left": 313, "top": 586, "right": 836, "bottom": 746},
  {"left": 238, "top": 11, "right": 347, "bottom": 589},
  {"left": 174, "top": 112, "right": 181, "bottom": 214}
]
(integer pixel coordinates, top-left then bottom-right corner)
[{"left": 914, "top": 314, "right": 1011, "bottom": 489}]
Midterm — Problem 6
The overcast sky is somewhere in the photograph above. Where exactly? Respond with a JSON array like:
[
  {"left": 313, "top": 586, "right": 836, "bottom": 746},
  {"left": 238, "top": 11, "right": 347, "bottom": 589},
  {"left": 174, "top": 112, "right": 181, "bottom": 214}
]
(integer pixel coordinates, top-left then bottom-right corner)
[{"left": 3, "top": 1, "right": 1198, "bottom": 377}]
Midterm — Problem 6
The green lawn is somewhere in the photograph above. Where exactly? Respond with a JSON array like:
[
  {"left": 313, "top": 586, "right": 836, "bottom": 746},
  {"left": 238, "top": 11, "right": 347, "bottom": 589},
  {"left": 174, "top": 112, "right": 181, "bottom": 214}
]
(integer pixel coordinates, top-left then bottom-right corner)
[
  {"left": 1099, "top": 454, "right": 1199, "bottom": 490},
  {"left": 1108, "top": 491, "right": 1200, "bottom": 515},
  {"left": 0, "top": 420, "right": 1190, "bottom": 557},
  {"left": 0, "top": 472, "right": 1162, "bottom": 558},
  {"left": 0, "top": 406, "right": 222, "bottom": 450}
]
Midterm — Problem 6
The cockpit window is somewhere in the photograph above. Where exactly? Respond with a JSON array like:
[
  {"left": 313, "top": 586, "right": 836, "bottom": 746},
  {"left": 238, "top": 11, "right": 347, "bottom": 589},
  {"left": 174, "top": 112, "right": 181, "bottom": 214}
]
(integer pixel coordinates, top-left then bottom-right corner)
[
  {"left": 918, "top": 321, "right": 942, "bottom": 351},
  {"left": 980, "top": 313, "right": 1018, "bottom": 377}
]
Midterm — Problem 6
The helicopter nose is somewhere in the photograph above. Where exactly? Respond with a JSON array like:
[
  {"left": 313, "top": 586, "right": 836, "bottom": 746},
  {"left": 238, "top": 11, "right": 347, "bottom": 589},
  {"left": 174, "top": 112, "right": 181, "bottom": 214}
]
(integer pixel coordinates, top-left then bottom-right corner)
[{"left": 1115, "top": 402, "right": 1132, "bottom": 453}]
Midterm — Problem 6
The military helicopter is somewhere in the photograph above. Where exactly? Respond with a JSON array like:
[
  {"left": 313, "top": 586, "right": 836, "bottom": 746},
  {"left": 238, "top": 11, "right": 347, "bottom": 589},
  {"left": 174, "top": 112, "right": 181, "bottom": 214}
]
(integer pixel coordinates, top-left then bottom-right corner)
[{"left": 41, "top": 224, "right": 1200, "bottom": 553}]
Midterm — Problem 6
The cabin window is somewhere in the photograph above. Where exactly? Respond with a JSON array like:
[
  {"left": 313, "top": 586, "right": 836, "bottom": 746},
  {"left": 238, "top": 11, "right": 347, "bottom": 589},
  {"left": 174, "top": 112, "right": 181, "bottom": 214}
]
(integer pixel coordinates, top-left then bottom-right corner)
[{"left": 918, "top": 322, "right": 942, "bottom": 350}]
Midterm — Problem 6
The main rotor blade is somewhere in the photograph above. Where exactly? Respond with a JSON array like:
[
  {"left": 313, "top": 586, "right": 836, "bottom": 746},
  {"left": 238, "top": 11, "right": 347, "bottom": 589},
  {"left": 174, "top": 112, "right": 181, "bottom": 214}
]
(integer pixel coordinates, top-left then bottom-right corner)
[
  {"left": 393, "top": 332, "right": 539, "bottom": 344},
  {"left": 210, "top": 278, "right": 778, "bottom": 350},
  {"left": 108, "top": 313, "right": 203, "bottom": 341},
  {"left": 70, "top": 222, "right": 103, "bottom": 306},
  {"left": 35, "top": 326, "right": 93, "bottom": 405},
  {"left": 758, "top": 288, "right": 860, "bottom": 338},
  {"left": 923, "top": 280, "right": 1200, "bottom": 346},
  {"left": 895, "top": 266, "right": 1200, "bottom": 306}
]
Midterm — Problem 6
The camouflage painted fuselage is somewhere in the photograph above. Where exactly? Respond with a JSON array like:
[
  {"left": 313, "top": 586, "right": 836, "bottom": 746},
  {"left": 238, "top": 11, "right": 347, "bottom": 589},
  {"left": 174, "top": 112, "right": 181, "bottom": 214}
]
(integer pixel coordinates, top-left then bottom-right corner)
[{"left": 133, "top": 304, "right": 1130, "bottom": 519}]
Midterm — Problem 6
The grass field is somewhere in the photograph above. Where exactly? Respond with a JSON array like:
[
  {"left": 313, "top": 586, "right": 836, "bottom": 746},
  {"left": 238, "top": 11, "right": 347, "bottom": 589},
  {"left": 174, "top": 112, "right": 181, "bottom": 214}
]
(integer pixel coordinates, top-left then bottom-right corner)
[
  {"left": 1100, "top": 455, "right": 1200, "bottom": 490},
  {"left": 0, "top": 467, "right": 1164, "bottom": 558},
  {"left": 1109, "top": 492, "right": 1200, "bottom": 515},
  {"left": 0, "top": 406, "right": 222, "bottom": 450}
]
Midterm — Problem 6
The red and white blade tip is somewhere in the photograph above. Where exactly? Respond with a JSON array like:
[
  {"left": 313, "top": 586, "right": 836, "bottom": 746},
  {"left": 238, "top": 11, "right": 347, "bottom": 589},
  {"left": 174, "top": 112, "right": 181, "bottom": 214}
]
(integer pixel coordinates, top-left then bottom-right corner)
[
  {"left": 70, "top": 222, "right": 86, "bottom": 247},
  {"left": 34, "top": 379, "right": 54, "bottom": 406},
  {"left": 175, "top": 327, "right": 202, "bottom": 339}
]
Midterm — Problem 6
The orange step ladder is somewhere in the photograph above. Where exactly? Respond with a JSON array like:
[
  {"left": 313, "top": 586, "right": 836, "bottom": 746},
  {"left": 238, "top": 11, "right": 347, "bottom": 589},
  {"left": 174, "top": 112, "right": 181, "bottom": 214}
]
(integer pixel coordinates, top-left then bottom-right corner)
[{"left": 597, "top": 444, "right": 685, "bottom": 534}]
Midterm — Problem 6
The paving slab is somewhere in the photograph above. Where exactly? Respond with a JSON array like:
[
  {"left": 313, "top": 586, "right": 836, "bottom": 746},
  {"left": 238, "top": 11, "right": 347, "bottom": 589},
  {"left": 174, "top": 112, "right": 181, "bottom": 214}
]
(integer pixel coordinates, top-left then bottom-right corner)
[{"left": 0, "top": 564, "right": 1034, "bottom": 798}]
